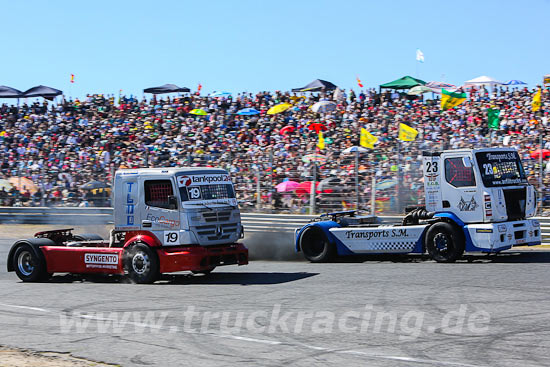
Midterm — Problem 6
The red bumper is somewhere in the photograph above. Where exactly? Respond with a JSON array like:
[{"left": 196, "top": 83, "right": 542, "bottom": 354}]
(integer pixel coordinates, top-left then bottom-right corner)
[{"left": 157, "top": 243, "right": 248, "bottom": 274}]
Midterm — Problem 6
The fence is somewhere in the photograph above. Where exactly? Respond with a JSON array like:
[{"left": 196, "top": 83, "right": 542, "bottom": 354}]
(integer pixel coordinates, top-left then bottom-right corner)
[
  {"left": 0, "top": 207, "right": 548, "bottom": 245},
  {"left": 3, "top": 146, "right": 550, "bottom": 216}
]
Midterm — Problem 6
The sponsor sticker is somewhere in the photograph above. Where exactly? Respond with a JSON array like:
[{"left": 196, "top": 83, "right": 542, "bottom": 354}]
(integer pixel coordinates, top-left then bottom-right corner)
[
  {"left": 177, "top": 174, "right": 231, "bottom": 187},
  {"left": 84, "top": 253, "right": 119, "bottom": 269}
]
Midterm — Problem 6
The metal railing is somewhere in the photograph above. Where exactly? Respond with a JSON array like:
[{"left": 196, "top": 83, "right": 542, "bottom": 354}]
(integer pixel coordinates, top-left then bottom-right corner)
[{"left": 0, "top": 207, "right": 548, "bottom": 245}]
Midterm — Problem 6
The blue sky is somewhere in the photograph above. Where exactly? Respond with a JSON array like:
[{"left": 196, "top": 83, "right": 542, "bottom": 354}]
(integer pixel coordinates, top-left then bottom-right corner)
[{"left": 2, "top": 0, "right": 549, "bottom": 99}]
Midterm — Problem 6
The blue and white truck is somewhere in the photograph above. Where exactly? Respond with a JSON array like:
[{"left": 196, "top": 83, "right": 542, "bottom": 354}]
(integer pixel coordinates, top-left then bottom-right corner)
[{"left": 295, "top": 148, "right": 541, "bottom": 262}]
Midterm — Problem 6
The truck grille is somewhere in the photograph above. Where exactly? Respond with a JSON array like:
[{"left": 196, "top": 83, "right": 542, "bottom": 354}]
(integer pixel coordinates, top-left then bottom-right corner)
[
  {"left": 503, "top": 188, "right": 526, "bottom": 220},
  {"left": 195, "top": 223, "right": 239, "bottom": 241},
  {"left": 202, "top": 211, "right": 231, "bottom": 222}
]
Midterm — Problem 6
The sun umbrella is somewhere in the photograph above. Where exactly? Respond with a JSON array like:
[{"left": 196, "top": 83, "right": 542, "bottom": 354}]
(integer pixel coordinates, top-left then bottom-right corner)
[
  {"left": 211, "top": 91, "right": 231, "bottom": 97},
  {"left": 302, "top": 153, "right": 327, "bottom": 164},
  {"left": 0, "top": 179, "right": 13, "bottom": 191},
  {"left": 143, "top": 84, "right": 190, "bottom": 94},
  {"left": 311, "top": 101, "right": 337, "bottom": 113},
  {"left": 295, "top": 181, "right": 320, "bottom": 196},
  {"left": 237, "top": 108, "right": 260, "bottom": 116},
  {"left": 275, "top": 180, "right": 300, "bottom": 193},
  {"left": 308, "top": 123, "right": 327, "bottom": 133},
  {"left": 0, "top": 86, "right": 23, "bottom": 98},
  {"left": 530, "top": 149, "right": 550, "bottom": 159},
  {"left": 342, "top": 146, "right": 368, "bottom": 154},
  {"left": 504, "top": 80, "right": 527, "bottom": 86},
  {"left": 8, "top": 177, "right": 38, "bottom": 194},
  {"left": 267, "top": 103, "right": 292, "bottom": 115},
  {"left": 407, "top": 85, "right": 433, "bottom": 95},
  {"left": 425, "top": 81, "right": 457, "bottom": 94},
  {"left": 80, "top": 180, "right": 109, "bottom": 190},
  {"left": 190, "top": 109, "right": 208, "bottom": 116},
  {"left": 376, "top": 180, "right": 397, "bottom": 190},
  {"left": 279, "top": 126, "right": 295, "bottom": 135}
]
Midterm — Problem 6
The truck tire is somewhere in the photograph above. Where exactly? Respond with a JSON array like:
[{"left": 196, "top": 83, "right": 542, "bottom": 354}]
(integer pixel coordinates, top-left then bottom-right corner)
[
  {"left": 425, "top": 222, "right": 465, "bottom": 263},
  {"left": 12, "top": 243, "right": 50, "bottom": 282},
  {"left": 124, "top": 243, "right": 159, "bottom": 284},
  {"left": 299, "top": 226, "right": 335, "bottom": 263}
]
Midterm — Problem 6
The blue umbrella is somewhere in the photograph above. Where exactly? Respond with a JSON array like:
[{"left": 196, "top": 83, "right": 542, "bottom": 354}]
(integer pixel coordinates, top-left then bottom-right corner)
[
  {"left": 237, "top": 108, "right": 260, "bottom": 116},
  {"left": 504, "top": 80, "right": 526, "bottom": 86},
  {"left": 211, "top": 91, "right": 232, "bottom": 97}
]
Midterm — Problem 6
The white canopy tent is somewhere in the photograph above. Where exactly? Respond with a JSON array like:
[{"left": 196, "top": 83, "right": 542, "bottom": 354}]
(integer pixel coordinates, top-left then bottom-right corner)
[{"left": 464, "top": 76, "right": 504, "bottom": 89}]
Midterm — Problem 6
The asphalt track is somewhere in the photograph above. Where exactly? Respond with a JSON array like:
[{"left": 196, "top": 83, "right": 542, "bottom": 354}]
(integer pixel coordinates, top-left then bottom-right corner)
[{"left": 1, "top": 235, "right": 550, "bottom": 367}]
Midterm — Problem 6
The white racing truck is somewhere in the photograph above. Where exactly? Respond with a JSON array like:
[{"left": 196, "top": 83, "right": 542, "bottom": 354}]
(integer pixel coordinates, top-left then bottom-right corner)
[
  {"left": 7, "top": 167, "right": 248, "bottom": 283},
  {"left": 296, "top": 148, "right": 541, "bottom": 262}
]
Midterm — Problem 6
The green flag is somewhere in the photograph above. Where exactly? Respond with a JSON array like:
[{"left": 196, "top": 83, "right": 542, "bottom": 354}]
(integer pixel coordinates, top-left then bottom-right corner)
[{"left": 487, "top": 108, "right": 500, "bottom": 130}]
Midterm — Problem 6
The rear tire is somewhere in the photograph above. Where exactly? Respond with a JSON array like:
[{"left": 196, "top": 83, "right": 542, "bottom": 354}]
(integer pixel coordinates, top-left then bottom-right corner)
[
  {"left": 425, "top": 222, "right": 465, "bottom": 263},
  {"left": 12, "top": 244, "right": 49, "bottom": 282},
  {"left": 124, "top": 243, "right": 159, "bottom": 284},
  {"left": 299, "top": 226, "right": 335, "bottom": 263}
]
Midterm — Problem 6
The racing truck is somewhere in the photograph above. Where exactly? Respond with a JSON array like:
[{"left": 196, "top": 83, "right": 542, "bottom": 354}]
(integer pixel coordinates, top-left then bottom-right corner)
[
  {"left": 7, "top": 168, "right": 248, "bottom": 283},
  {"left": 296, "top": 148, "right": 541, "bottom": 262}
]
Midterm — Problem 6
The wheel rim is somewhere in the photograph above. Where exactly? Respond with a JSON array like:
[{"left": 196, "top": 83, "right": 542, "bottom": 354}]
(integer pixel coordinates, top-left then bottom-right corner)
[
  {"left": 17, "top": 251, "right": 34, "bottom": 276},
  {"left": 433, "top": 233, "right": 450, "bottom": 255},
  {"left": 132, "top": 252, "right": 150, "bottom": 275}
]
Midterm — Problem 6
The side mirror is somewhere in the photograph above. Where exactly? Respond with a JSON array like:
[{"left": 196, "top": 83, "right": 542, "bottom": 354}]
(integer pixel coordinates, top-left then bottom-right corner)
[
  {"left": 167, "top": 195, "right": 178, "bottom": 210},
  {"left": 463, "top": 157, "right": 473, "bottom": 167}
]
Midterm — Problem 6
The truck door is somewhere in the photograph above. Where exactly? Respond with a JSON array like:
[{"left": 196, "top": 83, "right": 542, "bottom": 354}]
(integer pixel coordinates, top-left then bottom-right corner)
[
  {"left": 140, "top": 177, "right": 181, "bottom": 246},
  {"left": 440, "top": 154, "right": 483, "bottom": 223}
]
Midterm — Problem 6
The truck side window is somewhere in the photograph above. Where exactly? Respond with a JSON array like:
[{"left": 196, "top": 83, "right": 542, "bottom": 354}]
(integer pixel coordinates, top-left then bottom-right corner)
[
  {"left": 144, "top": 180, "right": 174, "bottom": 209},
  {"left": 445, "top": 158, "right": 475, "bottom": 187}
]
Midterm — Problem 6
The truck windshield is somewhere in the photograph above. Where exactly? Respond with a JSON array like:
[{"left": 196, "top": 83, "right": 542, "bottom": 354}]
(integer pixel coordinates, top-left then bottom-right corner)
[
  {"left": 475, "top": 151, "right": 527, "bottom": 187},
  {"left": 179, "top": 184, "right": 236, "bottom": 202}
]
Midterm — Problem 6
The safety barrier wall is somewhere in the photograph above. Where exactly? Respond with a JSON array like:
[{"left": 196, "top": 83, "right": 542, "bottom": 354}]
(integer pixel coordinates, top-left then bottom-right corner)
[{"left": 0, "top": 207, "right": 548, "bottom": 244}]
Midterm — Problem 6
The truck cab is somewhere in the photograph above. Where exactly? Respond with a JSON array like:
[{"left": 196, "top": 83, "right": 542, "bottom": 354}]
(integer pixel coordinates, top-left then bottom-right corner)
[
  {"left": 423, "top": 148, "right": 537, "bottom": 223},
  {"left": 113, "top": 167, "right": 243, "bottom": 247}
]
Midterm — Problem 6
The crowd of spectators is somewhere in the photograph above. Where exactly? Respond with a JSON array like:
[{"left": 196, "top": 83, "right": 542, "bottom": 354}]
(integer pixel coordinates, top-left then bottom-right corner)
[{"left": 0, "top": 83, "right": 549, "bottom": 213}]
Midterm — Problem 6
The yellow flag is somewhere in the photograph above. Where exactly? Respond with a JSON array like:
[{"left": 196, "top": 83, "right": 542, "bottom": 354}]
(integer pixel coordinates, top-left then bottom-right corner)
[
  {"left": 317, "top": 131, "right": 325, "bottom": 150},
  {"left": 532, "top": 88, "right": 542, "bottom": 112},
  {"left": 398, "top": 123, "right": 418, "bottom": 141},
  {"left": 440, "top": 89, "right": 467, "bottom": 111},
  {"left": 360, "top": 128, "right": 378, "bottom": 148}
]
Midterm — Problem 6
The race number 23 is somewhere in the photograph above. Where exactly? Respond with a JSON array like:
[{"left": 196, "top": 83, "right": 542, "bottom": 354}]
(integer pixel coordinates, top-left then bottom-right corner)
[
  {"left": 163, "top": 231, "right": 179, "bottom": 245},
  {"left": 426, "top": 161, "right": 438, "bottom": 173}
]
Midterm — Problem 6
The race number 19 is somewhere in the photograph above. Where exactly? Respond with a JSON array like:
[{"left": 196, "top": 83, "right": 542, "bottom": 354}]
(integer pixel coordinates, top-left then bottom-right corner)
[{"left": 163, "top": 231, "right": 179, "bottom": 245}]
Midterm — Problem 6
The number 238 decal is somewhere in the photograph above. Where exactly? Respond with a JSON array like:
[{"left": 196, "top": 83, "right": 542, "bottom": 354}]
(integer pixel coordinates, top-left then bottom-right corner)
[{"left": 163, "top": 231, "right": 179, "bottom": 245}]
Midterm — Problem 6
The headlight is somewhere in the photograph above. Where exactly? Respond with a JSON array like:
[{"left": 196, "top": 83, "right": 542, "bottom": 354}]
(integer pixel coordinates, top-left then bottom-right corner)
[
  {"left": 531, "top": 220, "right": 540, "bottom": 228},
  {"left": 498, "top": 224, "right": 507, "bottom": 233}
]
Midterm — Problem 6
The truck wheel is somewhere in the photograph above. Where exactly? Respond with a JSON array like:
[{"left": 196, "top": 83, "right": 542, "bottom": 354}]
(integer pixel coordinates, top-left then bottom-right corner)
[
  {"left": 299, "top": 226, "right": 335, "bottom": 263},
  {"left": 192, "top": 267, "right": 216, "bottom": 275},
  {"left": 12, "top": 244, "right": 50, "bottom": 282},
  {"left": 124, "top": 244, "right": 159, "bottom": 284},
  {"left": 425, "top": 222, "right": 465, "bottom": 263}
]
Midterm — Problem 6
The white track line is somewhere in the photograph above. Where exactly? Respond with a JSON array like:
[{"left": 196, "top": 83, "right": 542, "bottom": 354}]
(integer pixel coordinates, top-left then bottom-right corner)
[{"left": 0, "top": 302, "right": 485, "bottom": 366}]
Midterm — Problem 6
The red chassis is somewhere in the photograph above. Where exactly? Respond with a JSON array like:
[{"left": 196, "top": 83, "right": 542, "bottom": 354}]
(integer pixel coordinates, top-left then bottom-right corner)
[{"left": 7, "top": 228, "right": 248, "bottom": 283}]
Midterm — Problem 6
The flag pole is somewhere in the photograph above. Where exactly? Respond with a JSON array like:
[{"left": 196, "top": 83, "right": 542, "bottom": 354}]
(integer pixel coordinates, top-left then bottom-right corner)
[{"left": 355, "top": 149, "right": 359, "bottom": 210}]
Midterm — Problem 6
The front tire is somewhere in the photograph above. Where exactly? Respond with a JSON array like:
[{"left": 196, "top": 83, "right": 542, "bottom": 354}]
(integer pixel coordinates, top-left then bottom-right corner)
[
  {"left": 299, "top": 226, "right": 335, "bottom": 262},
  {"left": 124, "top": 244, "right": 159, "bottom": 284},
  {"left": 425, "top": 222, "right": 465, "bottom": 263},
  {"left": 12, "top": 244, "right": 50, "bottom": 282}
]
